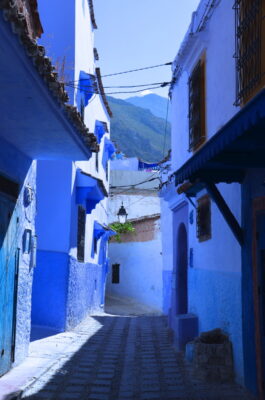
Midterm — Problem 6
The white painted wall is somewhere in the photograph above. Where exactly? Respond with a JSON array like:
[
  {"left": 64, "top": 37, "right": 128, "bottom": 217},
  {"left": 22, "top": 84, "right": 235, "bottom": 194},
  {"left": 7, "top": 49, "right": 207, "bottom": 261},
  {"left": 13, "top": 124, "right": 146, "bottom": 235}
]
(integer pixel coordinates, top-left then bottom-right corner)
[
  {"left": 107, "top": 168, "right": 163, "bottom": 311},
  {"left": 107, "top": 222, "right": 163, "bottom": 312},
  {"left": 163, "top": 0, "right": 244, "bottom": 382},
  {"left": 68, "top": 0, "right": 111, "bottom": 265}
]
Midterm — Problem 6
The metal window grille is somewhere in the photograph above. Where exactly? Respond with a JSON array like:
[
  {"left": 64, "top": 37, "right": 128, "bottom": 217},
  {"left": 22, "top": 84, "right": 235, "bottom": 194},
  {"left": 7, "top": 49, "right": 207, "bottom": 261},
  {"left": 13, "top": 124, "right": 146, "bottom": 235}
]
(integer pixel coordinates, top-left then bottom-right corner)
[
  {"left": 188, "top": 60, "right": 206, "bottom": 152},
  {"left": 112, "top": 264, "right": 120, "bottom": 284},
  {"left": 77, "top": 206, "right": 86, "bottom": 262},
  {"left": 196, "top": 195, "right": 211, "bottom": 242},
  {"left": 234, "top": 0, "right": 264, "bottom": 105}
]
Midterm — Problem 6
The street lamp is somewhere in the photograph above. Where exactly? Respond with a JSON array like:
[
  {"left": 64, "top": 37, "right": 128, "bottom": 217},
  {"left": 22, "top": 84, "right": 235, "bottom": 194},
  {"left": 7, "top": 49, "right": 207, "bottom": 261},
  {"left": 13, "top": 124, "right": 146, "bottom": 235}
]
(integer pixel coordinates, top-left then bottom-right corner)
[{"left": 117, "top": 203, "right": 128, "bottom": 224}]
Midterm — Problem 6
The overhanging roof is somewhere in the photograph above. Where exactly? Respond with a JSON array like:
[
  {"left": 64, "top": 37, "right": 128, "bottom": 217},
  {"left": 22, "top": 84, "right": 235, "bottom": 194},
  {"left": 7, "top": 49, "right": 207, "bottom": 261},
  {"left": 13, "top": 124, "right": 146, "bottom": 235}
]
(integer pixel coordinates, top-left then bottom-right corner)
[
  {"left": 0, "top": 3, "right": 98, "bottom": 160},
  {"left": 174, "top": 89, "right": 265, "bottom": 186},
  {"left": 76, "top": 169, "right": 108, "bottom": 214}
]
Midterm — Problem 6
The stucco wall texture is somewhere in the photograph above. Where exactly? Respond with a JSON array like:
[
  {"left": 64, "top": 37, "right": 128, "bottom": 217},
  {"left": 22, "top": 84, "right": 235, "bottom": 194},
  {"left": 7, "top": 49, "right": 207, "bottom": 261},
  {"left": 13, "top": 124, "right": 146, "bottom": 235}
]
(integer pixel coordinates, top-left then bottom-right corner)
[
  {"left": 0, "top": 139, "right": 37, "bottom": 366},
  {"left": 66, "top": 258, "right": 103, "bottom": 329}
]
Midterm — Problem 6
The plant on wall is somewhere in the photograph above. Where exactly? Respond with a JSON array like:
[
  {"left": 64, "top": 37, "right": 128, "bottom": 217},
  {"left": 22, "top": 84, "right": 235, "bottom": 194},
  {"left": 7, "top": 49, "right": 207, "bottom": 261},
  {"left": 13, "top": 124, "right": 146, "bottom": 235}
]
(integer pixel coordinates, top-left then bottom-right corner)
[{"left": 109, "top": 221, "right": 135, "bottom": 242}]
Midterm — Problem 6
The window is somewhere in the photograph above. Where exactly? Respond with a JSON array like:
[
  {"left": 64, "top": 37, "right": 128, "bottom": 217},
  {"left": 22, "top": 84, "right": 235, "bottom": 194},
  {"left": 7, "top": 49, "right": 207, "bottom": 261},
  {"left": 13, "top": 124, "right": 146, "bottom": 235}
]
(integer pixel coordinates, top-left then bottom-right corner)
[
  {"left": 196, "top": 195, "right": 211, "bottom": 242},
  {"left": 234, "top": 0, "right": 265, "bottom": 105},
  {"left": 77, "top": 206, "right": 86, "bottom": 262},
  {"left": 80, "top": 99, "right": 85, "bottom": 122},
  {"left": 93, "top": 237, "right": 98, "bottom": 255},
  {"left": 106, "top": 161, "right": 109, "bottom": 181},
  {"left": 188, "top": 58, "right": 206, "bottom": 152},
  {"left": 112, "top": 264, "right": 120, "bottom": 284},
  {"left": 95, "top": 152, "right": 99, "bottom": 172}
]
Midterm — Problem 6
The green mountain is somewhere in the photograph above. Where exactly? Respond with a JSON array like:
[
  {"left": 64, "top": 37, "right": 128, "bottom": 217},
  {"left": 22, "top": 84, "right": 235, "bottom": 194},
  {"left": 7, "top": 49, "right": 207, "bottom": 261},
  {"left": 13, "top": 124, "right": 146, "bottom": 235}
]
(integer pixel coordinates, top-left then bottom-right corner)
[
  {"left": 107, "top": 96, "right": 171, "bottom": 163},
  {"left": 126, "top": 93, "right": 171, "bottom": 120}
]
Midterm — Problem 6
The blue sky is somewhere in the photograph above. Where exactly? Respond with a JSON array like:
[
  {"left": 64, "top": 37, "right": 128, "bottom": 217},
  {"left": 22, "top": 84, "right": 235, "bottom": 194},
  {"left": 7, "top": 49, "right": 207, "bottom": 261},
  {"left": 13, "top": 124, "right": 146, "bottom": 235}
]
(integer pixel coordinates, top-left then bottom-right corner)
[{"left": 93, "top": 0, "right": 200, "bottom": 99}]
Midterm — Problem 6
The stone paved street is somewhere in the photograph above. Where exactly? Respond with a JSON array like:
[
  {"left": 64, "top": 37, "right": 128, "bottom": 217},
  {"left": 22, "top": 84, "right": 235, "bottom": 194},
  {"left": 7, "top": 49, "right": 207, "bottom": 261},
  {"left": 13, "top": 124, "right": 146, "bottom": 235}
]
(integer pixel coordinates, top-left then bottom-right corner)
[{"left": 19, "top": 298, "right": 255, "bottom": 400}]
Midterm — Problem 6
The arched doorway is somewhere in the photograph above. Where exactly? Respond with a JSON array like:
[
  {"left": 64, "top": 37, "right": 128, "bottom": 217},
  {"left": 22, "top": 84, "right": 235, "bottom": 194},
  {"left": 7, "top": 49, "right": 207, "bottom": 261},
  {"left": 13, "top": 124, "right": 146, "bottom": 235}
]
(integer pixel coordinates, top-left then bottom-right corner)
[{"left": 176, "top": 223, "right": 188, "bottom": 315}]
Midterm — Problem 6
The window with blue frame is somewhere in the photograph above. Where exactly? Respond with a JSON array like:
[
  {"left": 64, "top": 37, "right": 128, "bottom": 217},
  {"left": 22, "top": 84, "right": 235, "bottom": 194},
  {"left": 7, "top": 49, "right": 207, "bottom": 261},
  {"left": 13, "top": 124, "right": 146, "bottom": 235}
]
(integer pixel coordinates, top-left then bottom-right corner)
[{"left": 94, "top": 120, "right": 108, "bottom": 143}]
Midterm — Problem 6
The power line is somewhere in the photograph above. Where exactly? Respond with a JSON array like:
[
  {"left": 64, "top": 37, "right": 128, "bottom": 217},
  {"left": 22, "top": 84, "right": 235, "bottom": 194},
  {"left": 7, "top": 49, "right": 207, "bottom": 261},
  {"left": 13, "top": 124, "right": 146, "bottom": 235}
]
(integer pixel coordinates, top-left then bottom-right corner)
[
  {"left": 101, "top": 62, "right": 172, "bottom": 78},
  {"left": 104, "top": 82, "right": 170, "bottom": 89},
  {"left": 162, "top": 97, "right": 170, "bottom": 157},
  {"left": 65, "top": 82, "right": 170, "bottom": 95}
]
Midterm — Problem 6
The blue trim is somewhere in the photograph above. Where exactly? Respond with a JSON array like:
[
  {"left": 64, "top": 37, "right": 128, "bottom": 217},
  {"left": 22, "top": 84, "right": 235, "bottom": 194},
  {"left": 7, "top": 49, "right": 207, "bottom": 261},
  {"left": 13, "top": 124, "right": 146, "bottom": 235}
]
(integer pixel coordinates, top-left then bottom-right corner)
[
  {"left": 138, "top": 161, "right": 160, "bottom": 170},
  {"left": 75, "top": 169, "right": 105, "bottom": 213},
  {"left": 102, "top": 138, "right": 116, "bottom": 168},
  {"left": 174, "top": 89, "right": 265, "bottom": 185},
  {"left": 79, "top": 71, "right": 96, "bottom": 106},
  {"left": 95, "top": 120, "right": 108, "bottom": 143}
]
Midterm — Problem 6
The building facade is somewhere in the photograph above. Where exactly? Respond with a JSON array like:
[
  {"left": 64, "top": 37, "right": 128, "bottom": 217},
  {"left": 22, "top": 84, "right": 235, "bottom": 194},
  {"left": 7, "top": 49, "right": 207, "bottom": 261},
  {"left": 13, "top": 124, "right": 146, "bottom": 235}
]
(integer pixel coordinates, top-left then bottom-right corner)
[
  {"left": 0, "top": 0, "right": 98, "bottom": 375},
  {"left": 161, "top": 0, "right": 265, "bottom": 397},
  {"left": 31, "top": 0, "right": 115, "bottom": 333},
  {"left": 107, "top": 159, "right": 163, "bottom": 312}
]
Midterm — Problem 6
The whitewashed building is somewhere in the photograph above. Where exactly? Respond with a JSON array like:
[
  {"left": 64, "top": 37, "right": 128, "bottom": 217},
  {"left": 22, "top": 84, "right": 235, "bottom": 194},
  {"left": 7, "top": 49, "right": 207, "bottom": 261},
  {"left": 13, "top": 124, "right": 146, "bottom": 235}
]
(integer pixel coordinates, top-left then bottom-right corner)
[
  {"left": 31, "top": 0, "right": 115, "bottom": 333},
  {"left": 161, "top": 0, "right": 265, "bottom": 396},
  {"left": 107, "top": 159, "right": 163, "bottom": 312}
]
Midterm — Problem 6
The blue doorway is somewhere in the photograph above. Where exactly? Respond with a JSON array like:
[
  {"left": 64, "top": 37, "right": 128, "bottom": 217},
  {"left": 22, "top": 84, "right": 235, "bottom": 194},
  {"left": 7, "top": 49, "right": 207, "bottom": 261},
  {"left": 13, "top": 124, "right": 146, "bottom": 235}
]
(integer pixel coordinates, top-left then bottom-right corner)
[
  {"left": 0, "top": 191, "right": 18, "bottom": 376},
  {"left": 176, "top": 223, "right": 188, "bottom": 315},
  {"left": 255, "top": 213, "right": 265, "bottom": 396}
]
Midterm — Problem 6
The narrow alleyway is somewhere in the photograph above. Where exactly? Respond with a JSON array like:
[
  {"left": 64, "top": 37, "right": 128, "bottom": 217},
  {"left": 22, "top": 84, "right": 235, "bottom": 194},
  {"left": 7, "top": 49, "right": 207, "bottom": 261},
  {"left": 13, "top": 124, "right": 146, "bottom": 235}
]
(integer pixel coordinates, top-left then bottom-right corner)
[{"left": 17, "top": 298, "right": 254, "bottom": 400}]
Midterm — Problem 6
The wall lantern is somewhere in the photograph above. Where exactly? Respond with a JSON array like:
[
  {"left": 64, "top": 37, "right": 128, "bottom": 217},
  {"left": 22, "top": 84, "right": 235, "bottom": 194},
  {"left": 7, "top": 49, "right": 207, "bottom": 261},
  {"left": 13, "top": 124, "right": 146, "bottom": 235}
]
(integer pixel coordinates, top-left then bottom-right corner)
[{"left": 117, "top": 203, "right": 128, "bottom": 224}]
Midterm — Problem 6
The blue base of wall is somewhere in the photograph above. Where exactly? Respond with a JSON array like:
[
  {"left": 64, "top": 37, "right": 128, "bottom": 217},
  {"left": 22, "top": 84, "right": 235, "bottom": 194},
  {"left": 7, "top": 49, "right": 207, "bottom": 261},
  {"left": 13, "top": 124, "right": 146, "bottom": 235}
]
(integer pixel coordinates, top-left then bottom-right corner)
[
  {"left": 32, "top": 251, "right": 105, "bottom": 332},
  {"left": 66, "top": 257, "right": 103, "bottom": 329},
  {"left": 188, "top": 268, "right": 244, "bottom": 383},
  {"left": 163, "top": 270, "right": 172, "bottom": 314},
  {"left": 31, "top": 250, "right": 69, "bottom": 331}
]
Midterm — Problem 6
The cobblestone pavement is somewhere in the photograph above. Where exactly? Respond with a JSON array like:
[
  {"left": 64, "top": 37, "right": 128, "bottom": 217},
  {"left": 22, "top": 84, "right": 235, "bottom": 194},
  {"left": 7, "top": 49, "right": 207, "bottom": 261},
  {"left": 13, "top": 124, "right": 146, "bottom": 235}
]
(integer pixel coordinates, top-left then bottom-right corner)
[{"left": 21, "top": 313, "right": 255, "bottom": 400}]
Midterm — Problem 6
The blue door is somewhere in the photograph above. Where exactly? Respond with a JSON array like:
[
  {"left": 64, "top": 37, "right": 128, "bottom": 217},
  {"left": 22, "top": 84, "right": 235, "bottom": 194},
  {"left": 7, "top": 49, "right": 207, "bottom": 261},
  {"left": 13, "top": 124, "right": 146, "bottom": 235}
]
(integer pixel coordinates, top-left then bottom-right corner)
[{"left": 0, "top": 193, "right": 18, "bottom": 376}]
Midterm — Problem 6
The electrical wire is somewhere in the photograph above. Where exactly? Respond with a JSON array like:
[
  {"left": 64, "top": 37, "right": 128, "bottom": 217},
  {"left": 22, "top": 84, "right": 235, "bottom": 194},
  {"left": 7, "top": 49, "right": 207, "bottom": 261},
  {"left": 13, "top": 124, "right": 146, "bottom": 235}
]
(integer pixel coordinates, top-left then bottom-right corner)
[
  {"left": 64, "top": 82, "right": 170, "bottom": 95},
  {"left": 104, "top": 82, "right": 170, "bottom": 89},
  {"left": 162, "top": 97, "right": 170, "bottom": 157},
  {"left": 101, "top": 62, "right": 172, "bottom": 77}
]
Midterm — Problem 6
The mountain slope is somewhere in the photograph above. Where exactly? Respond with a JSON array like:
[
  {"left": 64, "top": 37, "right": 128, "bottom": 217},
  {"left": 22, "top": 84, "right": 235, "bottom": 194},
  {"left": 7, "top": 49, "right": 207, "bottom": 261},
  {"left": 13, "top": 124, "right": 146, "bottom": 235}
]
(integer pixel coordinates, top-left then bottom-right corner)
[
  {"left": 125, "top": 93, "right": 170, "bottom": 120},
  {"left": 107, "top": 96, "right": 170, "bottom": 162}
]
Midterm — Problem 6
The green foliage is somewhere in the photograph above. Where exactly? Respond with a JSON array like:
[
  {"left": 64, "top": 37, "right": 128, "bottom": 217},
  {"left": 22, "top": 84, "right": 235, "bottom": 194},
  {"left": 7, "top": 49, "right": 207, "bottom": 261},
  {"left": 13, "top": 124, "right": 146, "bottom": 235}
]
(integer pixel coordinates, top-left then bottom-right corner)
[
  {"left": 107, "top": 96, "right": 171, "bottom": 162},
  {"left": 109, "top": 221, "right": 135, "bottom": 242}
]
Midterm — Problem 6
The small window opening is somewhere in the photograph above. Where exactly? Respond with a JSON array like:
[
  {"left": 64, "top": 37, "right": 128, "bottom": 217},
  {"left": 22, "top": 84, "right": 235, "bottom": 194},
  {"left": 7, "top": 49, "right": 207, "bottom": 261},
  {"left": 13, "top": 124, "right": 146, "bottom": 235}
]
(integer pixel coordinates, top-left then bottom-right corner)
[
  {"left": 77, "top": 205, "right": 86, "bottom": 262},
  {"left": 95, "top": 152, "right": 99, "bottom": 172},
  {"left": 106, "top": 161, "right": 109, "bottom": 181},
  {"left": 94, "top": 237, "right": 98, "bottom": 255},
  {"left": 80, "top": 99, "right": 85, "bottom": 122},
  {"left": 112, "top": 264, "right": 120, "bottom": 284}
]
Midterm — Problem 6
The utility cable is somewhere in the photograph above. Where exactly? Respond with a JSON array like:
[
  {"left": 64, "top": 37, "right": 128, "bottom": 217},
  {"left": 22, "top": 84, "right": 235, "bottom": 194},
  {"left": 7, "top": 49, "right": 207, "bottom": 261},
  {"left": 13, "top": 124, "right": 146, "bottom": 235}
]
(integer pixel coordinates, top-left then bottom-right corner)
[
  {"left": 64, "top": 82, "right": 170, "bottom": 95},
  {"left": 104, "top": 82, "right": 170, "bottom": 89},
  {"left": 162, "top": 96, "right": 170, "bottom": 157},
  {"left": 101, "top": 62, "right": 172, "bottom": 77}
]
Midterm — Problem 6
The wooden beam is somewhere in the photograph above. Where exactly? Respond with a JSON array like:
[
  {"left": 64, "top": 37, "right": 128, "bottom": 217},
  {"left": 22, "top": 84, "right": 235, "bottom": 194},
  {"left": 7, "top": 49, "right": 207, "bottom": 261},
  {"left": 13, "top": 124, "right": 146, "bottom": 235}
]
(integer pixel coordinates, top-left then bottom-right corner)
[{"left": 205, "top": 182, "right": 244, "bottom": 246}]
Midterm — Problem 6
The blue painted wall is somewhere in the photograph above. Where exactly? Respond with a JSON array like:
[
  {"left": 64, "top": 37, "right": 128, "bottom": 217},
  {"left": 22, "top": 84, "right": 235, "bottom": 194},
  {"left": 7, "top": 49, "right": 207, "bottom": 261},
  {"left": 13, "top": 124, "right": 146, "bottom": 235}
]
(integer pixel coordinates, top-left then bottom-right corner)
[
  {"left": 163, "top": 270, "right": 172, "bottom": 314},
  {"left": 188, "top": 268, "right": 243, "bottom": 380},
  {"left": 37, "top": 0, "right": 75, "bottom": 102},
  {"left": 241, "top": 169, "right": 265, "bottom": 394},
  {"left": 0, "top": 138, "right": 36, "bottom": 365},
  {"left": 31, "top": 250, "right": 69, "bottom": 331},
  {"left": 66, "top": 257, "right": 102, "bottom": 329},
  {"left": 36, "top": 160, "right": 72, "bottom": 253}
]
